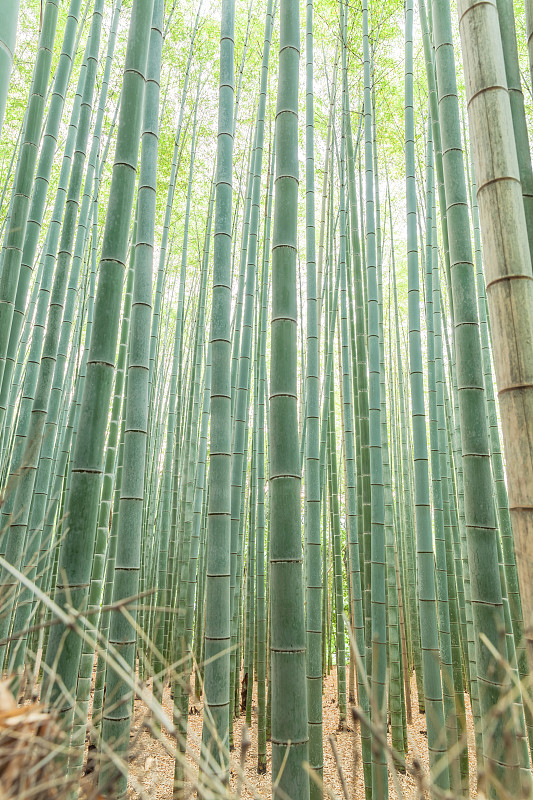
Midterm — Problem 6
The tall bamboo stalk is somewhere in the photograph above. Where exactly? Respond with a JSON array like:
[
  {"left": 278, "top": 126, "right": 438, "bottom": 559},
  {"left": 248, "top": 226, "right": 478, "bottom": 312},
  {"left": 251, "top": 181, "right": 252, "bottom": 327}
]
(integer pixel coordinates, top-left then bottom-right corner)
[
  {"left": 270, "top": 1, "right": 309, "bottom": 798},
  {"left": 201, "top": 0, "right": 235, "bottom": 777}
]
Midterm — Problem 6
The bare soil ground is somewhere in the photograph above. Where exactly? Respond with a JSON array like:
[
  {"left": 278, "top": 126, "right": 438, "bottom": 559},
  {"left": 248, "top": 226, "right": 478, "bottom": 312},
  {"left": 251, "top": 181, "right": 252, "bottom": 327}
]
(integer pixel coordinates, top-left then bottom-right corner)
[{"left": 109, "top": 668, "right": 478, "bottom": 800}]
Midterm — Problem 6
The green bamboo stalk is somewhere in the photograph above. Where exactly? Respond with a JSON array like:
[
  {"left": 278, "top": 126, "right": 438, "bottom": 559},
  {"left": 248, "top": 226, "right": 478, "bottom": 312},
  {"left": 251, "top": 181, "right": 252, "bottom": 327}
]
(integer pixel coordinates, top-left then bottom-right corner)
[
  {"left": 92, "top": 366, "right": 129, "bottom": 745},
  {"left": 304, "top": 0, "right": 323, "bottom": 791},
  {"left": 42, "top": 0, "right": 154, "bottom": 723},
  {"left": 89, "top": 253, "right": 134, "bottom": 749},
  {"left": 327, "top": 372, "right": 347, "bottom": 727},
  {"left": 390, "top": 234, "right": 421, "bottom": 700},
  {"left": 229, "top": 139, "right": 254, "bottom": 427},
  {"left": 256, "top": 136, "right": 273, "bottom": 774},
  {"left": 201, "top": 0, "right": 235, "bottom": 777},
  {"left": 406, "top": 0, "right": 449, "bottom": 787},
  {"left": 0, "top": 0, "right": 87, "bottom": 440},
  {"left": 377, "top": 206, "right": 403, "bottom": 766},
  {"left": 418, "top": 0, "right": 453, "bottom": 321},
  {"left": 99, "top": 4, "right": 161, "bottom": 794},
  {"left": 362, "top": 1, "right": 387, "bottom": 793},
  {"left": 244, "top": 434, "right": 256, "bottom": 725},
  {"left": 270, "top": 1, "right": 309, "bottom": 797},
  {"left": 345, "top": 78, "right": 373, "bottom": 800},
  {"left": 187, "top": 347, "right": 211, "bottom": 692},
  {"left": 425, "top": 120, "right": 462, "bottom": 792},
  {"left": 173, "top": 163, "right": 212, "bottom": 796},
  {"left": 231, "top": 0, "right": 275, "bottom": 745},
  {"left": 64, "top": 201, "right": 100, "bottom": 782},
  {"left": 0, "top": 0, "right": 60, "bottom": 388},
  {"left": 194, "top": 487, "right": 209, "bottom": 699},
  {"left": 494, "top": 0, "right": 533, "bottom": 256},
  {"left": 0, "top": 0, "right": 20, "bottom": 137},
  {"left": 183, "top": 211, "right": 214, "bottom": 700},
  {"left": 0, "top": 34, "right": 91, "bottom": 662},
  {"left": 1, "top": 252, "right": 44, "bottom": 472},
  {"left": 158, "top": 89, "right": 200, "bottom": 687},
  {"left": 4, "top": 0, "right": 104, "bottom": 679},
  {"left": 8, "top": 0, "right": 122, "bottom": 679},
  {"left": 525, "top": 0, "right": 533, "bottom": 89},
  {"left": 434, "top": 0, "right": 522, "bottom": 787}
]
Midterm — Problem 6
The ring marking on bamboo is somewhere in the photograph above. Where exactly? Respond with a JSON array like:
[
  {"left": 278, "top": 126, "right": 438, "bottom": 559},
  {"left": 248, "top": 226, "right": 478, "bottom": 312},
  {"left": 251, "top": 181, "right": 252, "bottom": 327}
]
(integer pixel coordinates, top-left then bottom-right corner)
[{"left": 497, "top": 382, "right": 533, "bottom": 394}]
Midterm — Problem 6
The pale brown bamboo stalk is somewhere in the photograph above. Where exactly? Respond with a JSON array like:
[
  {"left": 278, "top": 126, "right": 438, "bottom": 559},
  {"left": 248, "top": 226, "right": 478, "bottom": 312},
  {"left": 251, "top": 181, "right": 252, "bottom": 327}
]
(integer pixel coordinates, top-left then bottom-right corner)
[{"left": 458, "top": 0, "right": 533, "bottom": 667}]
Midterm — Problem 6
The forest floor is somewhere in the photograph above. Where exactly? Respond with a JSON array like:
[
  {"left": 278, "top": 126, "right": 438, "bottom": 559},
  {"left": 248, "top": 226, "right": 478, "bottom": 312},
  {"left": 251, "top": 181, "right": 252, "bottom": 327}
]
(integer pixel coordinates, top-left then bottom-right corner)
[{"left": 109, "top": 668, "right": 478, "bottom": 800}]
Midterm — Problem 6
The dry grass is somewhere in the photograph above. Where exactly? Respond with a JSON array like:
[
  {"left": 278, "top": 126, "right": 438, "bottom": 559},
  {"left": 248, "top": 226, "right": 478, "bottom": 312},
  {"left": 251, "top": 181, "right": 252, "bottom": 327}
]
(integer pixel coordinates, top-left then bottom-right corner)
[{"left": 0, "top": 679, "right": 67, "bottom": 800}]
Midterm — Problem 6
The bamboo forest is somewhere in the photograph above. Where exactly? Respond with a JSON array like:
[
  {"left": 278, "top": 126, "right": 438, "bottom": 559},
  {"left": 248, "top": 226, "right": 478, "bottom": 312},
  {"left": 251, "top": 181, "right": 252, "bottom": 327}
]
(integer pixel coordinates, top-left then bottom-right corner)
[{"left": 2, "top": 0, "right": 533, "bottom": 798}]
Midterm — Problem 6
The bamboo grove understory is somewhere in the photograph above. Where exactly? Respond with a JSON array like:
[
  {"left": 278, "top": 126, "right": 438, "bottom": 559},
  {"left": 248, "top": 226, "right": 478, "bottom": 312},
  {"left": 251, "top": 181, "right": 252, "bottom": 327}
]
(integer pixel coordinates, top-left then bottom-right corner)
[{"left": 0, "top": 0, "right": 533, "bottom": 798}]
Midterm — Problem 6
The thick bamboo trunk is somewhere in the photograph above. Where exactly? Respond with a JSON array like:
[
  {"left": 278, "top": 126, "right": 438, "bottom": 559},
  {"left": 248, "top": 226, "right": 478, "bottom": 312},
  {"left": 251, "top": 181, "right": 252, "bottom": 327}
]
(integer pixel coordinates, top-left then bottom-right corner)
[
  {"left": 270, "top": 1, "right": 309, "bottom": 798},
  {"left": 458, "top": 0, "right": 533, "bottom": 673}
]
